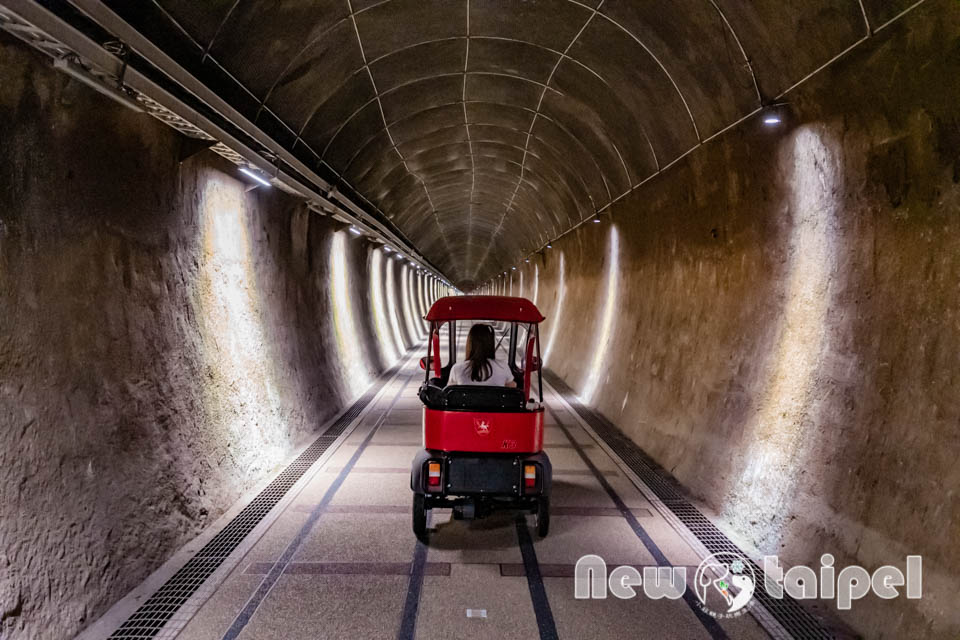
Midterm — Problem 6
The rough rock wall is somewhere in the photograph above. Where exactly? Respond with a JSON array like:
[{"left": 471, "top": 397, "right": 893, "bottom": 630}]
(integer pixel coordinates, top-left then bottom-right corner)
[
  {"left": 508, "top": 4, "right": 960, "bottom": 638},
  {"left": 0, "top": 35, "right": 441, "bottom": 640}
]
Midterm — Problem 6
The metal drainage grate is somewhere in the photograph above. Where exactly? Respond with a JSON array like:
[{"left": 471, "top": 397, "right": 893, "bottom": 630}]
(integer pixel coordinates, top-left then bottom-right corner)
[
  {"left": 545, "top": 372, "right": 832, "bottom": 640},
  {"left": 109, "top": 361, "right": 404, "bottom": 639}
]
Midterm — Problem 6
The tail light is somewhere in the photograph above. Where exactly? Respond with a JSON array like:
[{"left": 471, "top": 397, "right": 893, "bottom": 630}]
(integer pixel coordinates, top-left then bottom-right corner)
[
  {"left": 524, "top": 464, "right": 537, "bottom": 490},
  {"left": 427, "top": 461, "right": 442, "bottom": 492}
]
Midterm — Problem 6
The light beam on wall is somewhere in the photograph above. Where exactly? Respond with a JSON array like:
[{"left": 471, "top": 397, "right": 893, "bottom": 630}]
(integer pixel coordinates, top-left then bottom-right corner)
[
  {"left": 726, "top": 126, "right": 839, "bottom": 548},
  {"left": 197, "top": 175, "right": 284, "bottom": 469},
  {"left": 543, "top": 252, "right": 565, "bottom": 364},
  {"left": 385, "top": 258, "right": 407, "bottom": 351},
  {"left": 400, "top": 265, "right": 422, "bottom": 342},
  {"left": 370, "top": 249, "right": 400, "bottom": 364},
  {"left": 330, "top": 233, "right": 371, "bottom": 390},
  {"left": 532, "top": 264, "right": 539, "bottom": 304},
  {"left": 580, "top": 227, "right": 620, "bottom": 404}
]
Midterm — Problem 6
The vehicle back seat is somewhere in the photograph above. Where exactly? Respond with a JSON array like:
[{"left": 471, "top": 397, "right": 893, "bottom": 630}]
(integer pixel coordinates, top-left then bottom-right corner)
[{"left": 419, "top": 384, "right": 526, "bottom": 412}]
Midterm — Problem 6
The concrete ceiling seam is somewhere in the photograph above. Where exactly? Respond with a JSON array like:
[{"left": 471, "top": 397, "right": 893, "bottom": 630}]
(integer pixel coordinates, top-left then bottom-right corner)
[
  {"left": 471, "top": 0, "right": 603, "bottom": 281},
  {"left": 569, "top": 0, "right": 702, "bottom": 140},
  {"left": 315, "top": 71, "right": 563, "bottom": 164},
  {"left": 200, "top": 0, "right": 240, "bottom": 63},
  {"left": 336, "top": 99, "right": 619, "bottom": 205},
  {"left": 705, "top": 0, "right": 763, "bottom": 104},
  {"left": 463, "top": 0, "right": 475, "bottom": 275},
  {"left": 369, "top": 138, "right": 592, "bottom": 225},
  {"left": 341, "top": 108, "right": 611, "bottom": 206},
  {"left": 345, "top": 0, "right": 453, "bottom": 257}
]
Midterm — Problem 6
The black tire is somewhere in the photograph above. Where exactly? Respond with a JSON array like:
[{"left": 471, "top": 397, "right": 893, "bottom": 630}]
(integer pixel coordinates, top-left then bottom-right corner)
[
  {"left": 413, "top": 493, "right": 429, "bottom": 543},
  {"left": 535, "top": 497, "right": 550, "bottom": 537}
]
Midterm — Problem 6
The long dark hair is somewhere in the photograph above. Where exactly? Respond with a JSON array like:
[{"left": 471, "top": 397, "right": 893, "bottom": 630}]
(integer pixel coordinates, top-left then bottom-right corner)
[{"left": 465, "top": 324, "right": 496, "bottom": 381}]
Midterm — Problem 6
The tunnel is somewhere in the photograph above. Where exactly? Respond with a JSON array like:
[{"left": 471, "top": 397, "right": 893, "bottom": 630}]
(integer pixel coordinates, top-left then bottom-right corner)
[{"left": 0, "top": 1, "right": 958, "bottom": 638}]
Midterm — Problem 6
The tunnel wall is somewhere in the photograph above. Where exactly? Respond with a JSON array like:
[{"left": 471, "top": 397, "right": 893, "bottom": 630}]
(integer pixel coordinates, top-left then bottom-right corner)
[
  {"left": 498, "top": 5, "right": 959, "bottom": 638},
  {"left": 0, "top": 35, "right": 446, "bottom": 640}
]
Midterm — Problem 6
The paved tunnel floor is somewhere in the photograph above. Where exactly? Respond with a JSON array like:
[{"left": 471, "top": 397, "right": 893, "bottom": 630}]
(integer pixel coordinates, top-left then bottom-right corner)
[{"left": 115, "top": 351, "right": 774, "bottom": 640}]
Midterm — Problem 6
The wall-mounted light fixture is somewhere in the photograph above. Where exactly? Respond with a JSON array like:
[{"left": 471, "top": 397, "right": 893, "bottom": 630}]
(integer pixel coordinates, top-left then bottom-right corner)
[
  {"left": 239, "top": 166, "right": 272, "bottom": 188},
  {"left": 762, "top": 102, "right": 788, "bottom": 126}
]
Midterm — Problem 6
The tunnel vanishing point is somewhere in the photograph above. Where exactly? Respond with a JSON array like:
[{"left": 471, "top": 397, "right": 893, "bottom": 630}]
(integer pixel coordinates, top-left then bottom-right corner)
[{"left": 1, "top": 1, "right": 958, "bottom": 639}]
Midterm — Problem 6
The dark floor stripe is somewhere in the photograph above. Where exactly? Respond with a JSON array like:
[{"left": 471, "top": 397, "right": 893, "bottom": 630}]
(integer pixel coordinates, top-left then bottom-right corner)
[
  {"left": 396, "top": 517, "right": 430, "bottom": 640},
  {"left": 500, "top": 563, "right": 699, "bottom": 578},
  {"left": 553, "top": 417, "right": 729, "bottom": 640},
  {"left": 551, "top": 506, "right": 652, "bottom": 518},
  {"left": 516, "top": 514, "right": 559, "bottom": 640},
  {"left": 324, "top": 466, "right": 410, "bottom": 474},
  {"left": 221, "top": 370, "right": 416, "bottom": 640},
  {"left": 289, "top": 503, "right": 410, "bottom": 514},
  {"left": 243, "top": 561, "right": 450, "bottom": 576},
  {"left": 552, "top": 468, "right": 618, "bottom": 477}
]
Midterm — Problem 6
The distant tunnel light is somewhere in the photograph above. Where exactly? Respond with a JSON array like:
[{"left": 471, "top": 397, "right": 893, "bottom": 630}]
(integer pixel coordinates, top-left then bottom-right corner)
[{"left": 238, "top": 166, "right": 272, "bottom": 187}]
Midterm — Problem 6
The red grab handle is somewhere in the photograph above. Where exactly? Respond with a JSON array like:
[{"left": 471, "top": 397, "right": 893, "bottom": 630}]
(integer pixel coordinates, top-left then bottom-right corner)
[
  {"left": 523, "top": 334, "right": 536, "bottom": 399},
  {"left": 432, "top": 330, "right": 442, "bottom": 378}
]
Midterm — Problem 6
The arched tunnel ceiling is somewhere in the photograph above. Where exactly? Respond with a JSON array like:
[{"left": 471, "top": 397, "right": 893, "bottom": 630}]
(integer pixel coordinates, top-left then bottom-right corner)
[{"left": 139, "top": 0, "right": 902, "bottom": 287}]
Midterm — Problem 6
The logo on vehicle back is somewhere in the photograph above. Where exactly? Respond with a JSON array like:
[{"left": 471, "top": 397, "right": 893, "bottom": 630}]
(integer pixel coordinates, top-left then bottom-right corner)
[{"left": 474, "top": 419, "right": 491, "bottom": 437}]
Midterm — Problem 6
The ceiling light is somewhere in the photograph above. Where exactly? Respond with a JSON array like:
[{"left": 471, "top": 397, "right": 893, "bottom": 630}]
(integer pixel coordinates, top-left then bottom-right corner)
[
  {"left": 383, "top": 246, "right": 392, "bottom": 252},
  {"left": 511, "top": 266, "right": 517, "bottom": 270},
  {"left": 762, "top": 104, "right": 786, "bottom": 126},
  {"left": 546, "top": 244, "right": 552, "bottom": 249},
  {"left": 348, "top": 226, "right": 362, "bottom": 235},
  {"left": 239, "top": 166, "right": 272, "bottom": 187},
  {"left": 525, "top": 259, "right": 530, "bottom": 263},
  {"left": 592, "top": 217, "right": 601, "bottom": 223}
]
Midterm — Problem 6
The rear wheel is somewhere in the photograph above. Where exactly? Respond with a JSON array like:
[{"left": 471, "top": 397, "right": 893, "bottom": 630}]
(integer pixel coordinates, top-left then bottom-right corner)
[
  {"left": 535, "top": 497, "right": 550, "bottom": 537},
  {"left": 413, "top": 493, "right": 429, "bottom": 543}
]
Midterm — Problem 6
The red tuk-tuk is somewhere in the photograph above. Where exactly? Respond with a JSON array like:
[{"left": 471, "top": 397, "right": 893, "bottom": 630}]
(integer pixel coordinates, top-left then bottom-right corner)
[{"left": 410, "top": 296, "right": 552, "bottom": 542}]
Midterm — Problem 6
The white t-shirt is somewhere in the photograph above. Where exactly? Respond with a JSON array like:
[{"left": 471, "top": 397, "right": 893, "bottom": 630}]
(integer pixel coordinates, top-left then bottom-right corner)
[{"left": 449, "top": 358, "right": 514, "bottom": 387}]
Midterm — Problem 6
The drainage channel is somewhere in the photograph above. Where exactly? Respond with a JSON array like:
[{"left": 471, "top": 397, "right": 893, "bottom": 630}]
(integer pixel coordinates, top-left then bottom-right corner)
[
  {"left": 106, "top": 356, "right": 414, "bottom": 639},
  {"left": 543, "top": 372, "right": 833, "bottom": 640}
]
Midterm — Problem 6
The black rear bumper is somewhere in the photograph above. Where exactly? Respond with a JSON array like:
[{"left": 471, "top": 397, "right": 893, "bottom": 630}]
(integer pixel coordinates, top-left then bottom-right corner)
[{"left": 410, "top": 449, "right": 552, "bottom": 499}]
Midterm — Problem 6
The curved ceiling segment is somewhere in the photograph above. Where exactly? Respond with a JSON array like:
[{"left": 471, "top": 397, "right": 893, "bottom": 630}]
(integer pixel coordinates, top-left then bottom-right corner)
[{"left": 144, "top": 0, "right": 877, "bottom": 283}]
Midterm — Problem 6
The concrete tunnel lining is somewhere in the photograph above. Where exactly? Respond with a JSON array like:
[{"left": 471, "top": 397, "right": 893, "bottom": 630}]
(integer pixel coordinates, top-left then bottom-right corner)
[{"left": 1, "top": 0, "right": 959, "bottom": 639}]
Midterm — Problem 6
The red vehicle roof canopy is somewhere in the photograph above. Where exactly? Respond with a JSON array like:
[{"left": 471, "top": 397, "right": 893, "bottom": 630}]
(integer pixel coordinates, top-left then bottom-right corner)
[{"left": 425, "top": 296, "right": 545, "bottom": 323}]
